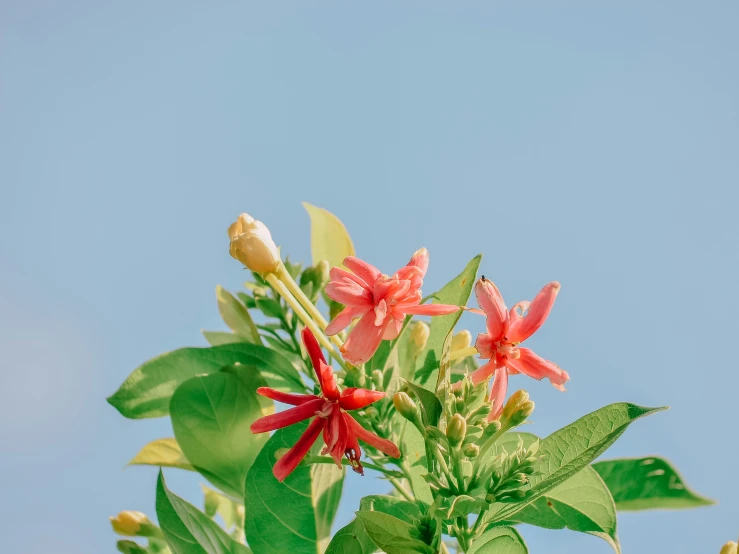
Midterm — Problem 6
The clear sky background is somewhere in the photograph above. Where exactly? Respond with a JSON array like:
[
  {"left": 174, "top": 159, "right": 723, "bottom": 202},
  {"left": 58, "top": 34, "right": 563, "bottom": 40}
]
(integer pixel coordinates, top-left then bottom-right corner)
[{"left": 1, "top": 1, "right": 737, "bottom": 553}]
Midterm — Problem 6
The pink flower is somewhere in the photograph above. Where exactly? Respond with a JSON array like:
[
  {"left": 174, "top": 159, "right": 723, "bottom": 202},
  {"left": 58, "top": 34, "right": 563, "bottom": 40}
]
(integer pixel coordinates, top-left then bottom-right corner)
[
  {"left": 325, "top": 248, "right": 460, "bottom": 365},
  {"left": 250, "top": 328, "right": 400, "bottom": 482},
  {"left": 469, "top": 277, "right": 570, "bottom": 420}
]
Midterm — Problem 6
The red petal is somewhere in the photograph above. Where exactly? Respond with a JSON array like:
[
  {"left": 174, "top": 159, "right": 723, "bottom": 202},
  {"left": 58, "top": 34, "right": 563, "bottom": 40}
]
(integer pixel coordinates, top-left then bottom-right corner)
[
  {"left": 346, "top": 414, "right": 400, "bottom": 458},
  {"left": 401, "top": 303, "right": 460, "bottom": 316},
  {"left": 468, "top": 359, "right": 498, "bottom": 385},
  {"left": 250, "top": 397, "right": 325, "bottom": 433},
  {"left": 339, "top": 388, "right": 385, "bottom": 411},
  {"left": 488, "top": 366, "right": 509, "bottom": 421},
  {"left": 507, "top": 282, "right": 560, "bottom": 343},
  {"left": 256, "top": 387, "right": 320, "bottom": 406},
  {"left": 302, "top": 328, "right": 340, "bottom": 400},
  {"left": 506, "top": 347, "right": 569, "bottom": 390},
  {"left": 475, "top": 278, "right": 509, "bottom": 342},
  {"left": 273, "top": 417, "right": 324, "bottom": 482}
]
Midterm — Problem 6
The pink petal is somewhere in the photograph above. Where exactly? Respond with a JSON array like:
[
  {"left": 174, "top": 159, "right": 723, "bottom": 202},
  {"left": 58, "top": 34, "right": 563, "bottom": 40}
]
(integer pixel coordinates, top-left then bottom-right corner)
[
  {"left": 346, "top": 414, "right": 401, "bottom": 458},
  {"left": 508, "top": 301, "right": 530, "bottom": 334},
  {"left": 325, "top": 281, "right": 373, "bottom": 306},
  {"left": 475, "top": 278, "right": 509, "bottom": 342},
  {"left": 339, "top": 388, "right": 385, "bottom": 411},
  {"left": 488, "top": 366, "right": 509, "bottom": 421},
  {"left": 343, "top": 257, "right": 382, "bottom": 286},
  {"left": 405, "top": 247, "right": 429, "bottom": 275},
  {"left": 468, "top": 359, "right": 498, "bottom": 385},
  {"left": 474, "top": 333, "right": 496, "bottom": 359},
  {"left": 506, "top": 347, "right": 570, "bottom": 390},
  {"left": 401, "top": 303, "right": 460, "bottom": 316},
  {"left": 301, "top": 328, "right": 340, "bottom": 400},
  {"left": 507, "top": 282, "right": 560, "bottom": 343},
  {"left": 330, "top": 266, "right": 371, "bottom": 289},
  {"left": 273, "top": 417, "right": 324, "bottom": 482},
  {"left": 341, "top": 311, "right": 387, "bottom": 365},
  {"left": 325, "top": 306, "right": 368, "bottom": 336},
  {"left": 382, "top": 316, "right": 403, "bottom": 340},
  {"left": 256, "top": 387, "right": 321, "bottom": 406},
  {"left": 374, "top": 299, "right": 388, "bottom": 326},
  {"left": 250, "top": 397, "right": 326, "bottom": 433}
]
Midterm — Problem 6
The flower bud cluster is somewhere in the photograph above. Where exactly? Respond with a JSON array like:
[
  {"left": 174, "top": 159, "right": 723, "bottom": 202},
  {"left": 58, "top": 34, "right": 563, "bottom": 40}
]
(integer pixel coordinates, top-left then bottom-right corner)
[
  {"left": 485, "top": 440, "right": 541, "bottom": 504},
  {"left": 500, "top": 390, "right": 535, "bottom": 427}
]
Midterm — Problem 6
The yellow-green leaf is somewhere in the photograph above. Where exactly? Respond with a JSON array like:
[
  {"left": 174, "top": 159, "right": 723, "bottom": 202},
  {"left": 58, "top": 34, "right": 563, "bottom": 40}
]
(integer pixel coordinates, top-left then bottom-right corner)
[
  {"left": 216, "top": 286, "right": 261, "bottom": 344},
  {"left": 302, "top": 202, "right": 355, "bottom": 269},
  {"left": 129, "top": 438, "right": 194, "bottom": 471}
]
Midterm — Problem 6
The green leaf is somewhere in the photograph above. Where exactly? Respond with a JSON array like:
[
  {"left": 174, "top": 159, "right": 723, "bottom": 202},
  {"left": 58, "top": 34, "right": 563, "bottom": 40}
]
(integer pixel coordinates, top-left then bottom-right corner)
[
  {"left": 216, "top": 286, "right": 261, "bottom": 344},
  {"left": 488, "top": 403, "right": 666, "bottom": 524},
  {"left": 400, "top": 422, "right": 433, "bottom": 504},
  {"left": 468, "top": 526, "right": 528, "bottom": 554},
  {"left": 511, "top": 467, "right": 620, "bottom": 553},
  {"left": 202, "top": 484, "right": 244, "bottom": 529},
  {"left": 116, "top": 540, "right": 149, "bottom": 554},
  {"left": 156, "top": 471, "right": 251, "bottom": 554},
  {"left": 593, "top": 456, "right": 714, "bottom": 511},
  {"left": 325, "top": 496, "right": 422, "bottom": 554},
  {"left": 255, "top": 297, "right": 283, "bottom": 318},
  {"left": 415, "top": 255, "right": 481, "bottom": 389},
  {"left": 202, "top": 331, "right": 246, "bottom": 346},
  {"left": 303, "top": 202, "right": 355, "bottom": 269},
  {"left": 403, "top": 381, "right": 442, "bottom": 427},
  {"left": 170, "top": 371, "right": 270, "bottom": 498},
  {"left": 244, "top": 421, "right": 345, "bottom": 554},
  {"left": 354, "top": 511, "right": 434, "bottom": 554},
  {"left": 108, "top": 343, "right": 304, "bottom": 419},
  {"left": 129, "top": 438, "right": 194, "bottom": 471}
]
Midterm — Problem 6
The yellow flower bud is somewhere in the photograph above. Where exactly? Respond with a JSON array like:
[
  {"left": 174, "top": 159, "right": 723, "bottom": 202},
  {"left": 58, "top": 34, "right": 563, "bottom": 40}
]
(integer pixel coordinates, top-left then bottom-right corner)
[
  {"left": 393, "top": 392, "right": 419, "bottom": 420},
  {"left": 228, "top": 213, "right": 280, "bottom": 273},
  {"left": 501, "top": 390, "right": 530, "bottom": 419},
  {"left": 451, "top": 330, "right": 472, "bottom": 351},
  {"left": 721, "top": 542, "right": 738, "bottom": 554},
  {"left": 110, "top": 511, "right": 148, "bottom": 536},
  {"left": 409, "top": 322, "right": 430, "bottom": 353},
  {"left": 446, "top": 413, "right": 467, "bottom": 447}
]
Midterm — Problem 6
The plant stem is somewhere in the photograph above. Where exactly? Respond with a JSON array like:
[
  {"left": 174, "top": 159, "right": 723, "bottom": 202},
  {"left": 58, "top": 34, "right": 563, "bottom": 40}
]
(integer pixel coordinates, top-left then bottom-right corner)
[
  {"left": 276, "top": 264, "right": 344, "bottom": 350},
  {"left": 472, "top": 424, "right": 510, "bottom": 477},
  {"left": 304, "top": 456, "right": 403, "bottom": 477},
  {"left": 469, "top": 505, "right": 489, "bottom": 537},
  {"left": 429, "top": 442, "right": 455, "bottom": 491},
  {"left": 264, "top": 273, "right": 348, "bottom": 370}
]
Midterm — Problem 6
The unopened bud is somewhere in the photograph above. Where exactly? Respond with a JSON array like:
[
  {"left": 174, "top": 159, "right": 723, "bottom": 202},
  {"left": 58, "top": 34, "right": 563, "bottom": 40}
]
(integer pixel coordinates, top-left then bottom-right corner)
[
  {"left": 463, "top": 443, "right": 480, "bottom": 458},
  {"left": 501, "top": 390, "right": 529, "bottom": 419},
  {"left": 315, "top": 260, "right": 330, "bottom": 284},
  {"left": 393, "top": 392, "right": 419, "bottom": 421},
  {"left": 451, "top": 330, "right": 472, "bottom": 351},
  {"left": 484, "top": 493, "right": 496, "bottom": 504},
  {"left": 509, "top": 400, "right": 535, "bottom": 426},
  {"left": 228, "top": 213, "right": 280, "bottom": 273},
  {"left": 409, "top": 322, "right": 430, "bottom": 353},
  {"left": 110, "top": 511, "right": 149, "bottom": 536},
  {"left": 446, "top": 413, "right": 467, "bottom": 447},
  {"left": 721, "top": 542, "right": 738, "bottom": 554},
  {"left": 364, "top": 406, "right": 379, "bottom": 418}
]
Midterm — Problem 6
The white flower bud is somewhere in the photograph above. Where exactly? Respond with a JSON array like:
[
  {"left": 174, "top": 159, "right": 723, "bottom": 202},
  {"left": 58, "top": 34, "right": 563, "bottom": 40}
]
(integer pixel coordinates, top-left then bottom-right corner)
[{"left": 228, "top": 213, "right": 280, "bottom": 273}]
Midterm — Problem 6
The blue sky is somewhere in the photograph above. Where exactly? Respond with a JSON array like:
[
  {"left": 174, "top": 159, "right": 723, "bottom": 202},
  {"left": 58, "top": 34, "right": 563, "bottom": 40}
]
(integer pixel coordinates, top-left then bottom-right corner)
[{"left": 1, "top": 1, "right": 737, "bottom": 552}]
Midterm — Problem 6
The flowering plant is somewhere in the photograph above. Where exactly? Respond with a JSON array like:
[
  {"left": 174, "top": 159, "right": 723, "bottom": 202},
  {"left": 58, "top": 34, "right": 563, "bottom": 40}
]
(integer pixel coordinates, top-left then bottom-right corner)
[{"left": 108, "top": 204, "right": 716, "bottom": 554}]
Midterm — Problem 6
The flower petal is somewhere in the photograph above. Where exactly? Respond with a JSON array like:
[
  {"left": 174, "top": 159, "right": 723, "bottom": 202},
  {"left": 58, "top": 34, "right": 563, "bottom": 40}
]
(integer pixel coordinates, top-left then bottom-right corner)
[
  {"left": 382, "top": 317, "right": 403, "bottom": 340},
  {"left": 256, "top": 387, "right": 320, "bottom": 406},
  {"left": 340, "top": 311, "right": 387, "bottom": 365},
  {"left": 475, "top": 278, "right": 509, "bottom": 342},
  {"left": 250, "top": 397, "right": 326, "bottom": 433},
  {"left": 343, "top": 256, "right": 382, "bottom": 286},
  {"left": 302, "top": 328, "right": 340, "bottom": 400},
  {"left": 322, "top": 406, "right": 347, "bottom": 468},
  {"left": 401, "top": 303, "right": 460, "bottom": 316},
  {"left": 488, "top": 366, "right": 509, "bottom": 421},
  {"left": 346, "top": 414, "right": 400, "bottom": 458},
  {"left": 325, "top": 281, "right": 373, "bottom": 306},
  {"left": 325, "top": 306, "right": 367, "bottom": 336},
  {"left": 506, "top": 347, "right": 570, "bottom": 390},
  {"left": 468, "top": 359, "right": 498, "bottom": 386},
  {"left": 273, "top": 417, "right": 324, "bottom": 482},
  {"left": 507, "top": 282, "right": 560, "bottom": 343},
  {"left": 339, "top": 388, "right": 386, "bottom": 411}
]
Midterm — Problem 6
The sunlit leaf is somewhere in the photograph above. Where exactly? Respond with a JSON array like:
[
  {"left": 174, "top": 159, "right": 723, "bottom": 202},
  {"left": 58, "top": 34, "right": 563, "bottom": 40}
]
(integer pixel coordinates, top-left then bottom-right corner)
[
  {"left": 129, "top": 438, "right": 194, "bottom": 471},
  {"left": 303, "top": 202, "right": 355, "bottom": 269},
  {"left": 216, "top": 286, "right": 261, "bottom": 343}
]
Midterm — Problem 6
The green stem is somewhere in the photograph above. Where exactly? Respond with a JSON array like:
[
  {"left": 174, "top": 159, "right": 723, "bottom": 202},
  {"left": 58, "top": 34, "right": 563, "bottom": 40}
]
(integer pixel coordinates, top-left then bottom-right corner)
[
  {"left": 472, "top": 424, "right": 510, "bottom": 476},
  {"left": 470, "top": 505, "right": 489, "bottom": 537},
  {"left": 451, "top": 448, "right": 466, "bottom": 493},
  {"left": 305, "top": 456, "right": 402, "bottom": 477},
  {"left": 429, "top": 442, "right": 455, "bottom": 491}
]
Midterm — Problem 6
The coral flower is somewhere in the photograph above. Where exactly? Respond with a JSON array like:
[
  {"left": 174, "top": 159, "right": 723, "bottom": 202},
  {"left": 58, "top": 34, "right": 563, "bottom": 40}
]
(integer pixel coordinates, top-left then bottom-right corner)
[
  {"left": 325, "top": 248, "right": 460, "bottom": 365},
  {"left": 470, "top": 277, "right": 570, "bottom": 420},
  {"left": 250, "top": 328, "right": 400, "bottom": 481}
]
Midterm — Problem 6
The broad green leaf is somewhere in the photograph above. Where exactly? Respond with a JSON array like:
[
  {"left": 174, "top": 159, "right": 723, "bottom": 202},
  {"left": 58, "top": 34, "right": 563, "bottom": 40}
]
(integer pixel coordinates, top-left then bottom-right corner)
[
  {"left": 156, "top": 471, "right": 251, "bottom": 554},
  {"left": 202, "top": 331, "right": 245, "bottom": 346},
  {"left": 108, "top": 343, "right": 304, "bottom": 419},
  {"left": 303, "top": 202, "right": 355, "bottom": 269},
  {"left": 403, "top": 381, "right": 442, "bottom": 427},
  {"left": 511, "top": 467, "right": 620, "bottom": 553},
  {"left": 415, "top": 255, "right": 481, "bottom": 389},
  {"left": 311, "top": 463, "right": 345, "bottom": 553},
  {"left": 593, "top": 456, "right": 714, "bottom": 511},
  {"left": 468, "top": 526, "right": 528, "bottom": 554},
  {"left": 400, "top": 422, "right": 433, "bottom": 504},
  {"left": 245, "top": 421, "right": 345, "bottom": 554},
  {"left": 170, "top": 371, "right": 270, "bottom": 499},
  {"left": 488, "top": 403, "right": 666, "bottom": 523},
  {"left": 202, "top": 484, "right": 244, "bottom": 529},
  {"left": 129, "top": 438, "right": 194, "bottom": 471},
  {"left": 216, "top": 286, "right": 261, "bottom": 343},
  {"left": 325, "top": 496, "right": 423, "bottom": 554},
  {"left": 354, "top": 511, "right": 434, "bottom": 554}
]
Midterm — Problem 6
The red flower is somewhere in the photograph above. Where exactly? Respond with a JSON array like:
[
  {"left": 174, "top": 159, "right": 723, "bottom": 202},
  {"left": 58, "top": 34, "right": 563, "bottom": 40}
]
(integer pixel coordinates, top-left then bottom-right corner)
[{"left": 250, "top": 328, "right": 401, "bottom": 481}]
